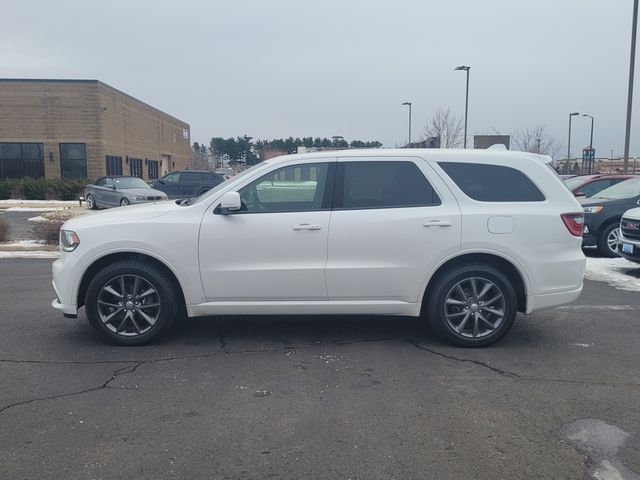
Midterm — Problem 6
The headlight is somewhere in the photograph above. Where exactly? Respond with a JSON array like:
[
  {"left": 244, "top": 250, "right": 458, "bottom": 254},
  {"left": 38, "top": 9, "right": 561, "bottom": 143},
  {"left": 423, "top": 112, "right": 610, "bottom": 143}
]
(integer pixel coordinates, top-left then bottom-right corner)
[
  {"left": 133, "top": 195, "right": 146, "bottom": 201},
  {"left": 60, "top": 230, "right": 80, "bottom": 252},
  {"left": 583, "top": 206, "right": 604, "bottom": 214}
]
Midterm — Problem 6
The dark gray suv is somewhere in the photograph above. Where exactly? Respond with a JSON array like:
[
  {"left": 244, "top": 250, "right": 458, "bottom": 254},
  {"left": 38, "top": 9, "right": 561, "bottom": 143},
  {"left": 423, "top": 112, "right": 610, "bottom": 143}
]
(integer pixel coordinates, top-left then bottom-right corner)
[{"left": 149, "top": 170, "right": 225, "bottom": 199}]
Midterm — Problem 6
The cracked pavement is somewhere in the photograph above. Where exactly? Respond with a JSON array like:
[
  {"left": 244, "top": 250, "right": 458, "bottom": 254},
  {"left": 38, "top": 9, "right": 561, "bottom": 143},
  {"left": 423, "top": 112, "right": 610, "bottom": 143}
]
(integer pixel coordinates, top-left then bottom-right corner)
[{"left": 1, "top": 259, "right": 639, "bottom": 479}]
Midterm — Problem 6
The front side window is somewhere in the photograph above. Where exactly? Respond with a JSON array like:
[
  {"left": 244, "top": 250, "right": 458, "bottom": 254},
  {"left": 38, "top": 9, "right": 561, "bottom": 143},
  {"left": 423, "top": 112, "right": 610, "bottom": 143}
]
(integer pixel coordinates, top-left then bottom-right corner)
[
  {"left": 105, "top": 178, "right": 116, "bottom": 188},
  {"left": 95, "top": 177, "right": 107, "bottom": 187},
  {"left": 439, "top": 162, "right": 545, "bottom": 202},
  {"left": 239, "top": 163, "right": 330, "bottom": 213},
  {"left": 336, "top": 161, "right": 440, "bottom": 209},
  {"left": 60, "top": 143, "right": 87, "bottom": 179},
  {"left": 164, "top": 172, "right": 180, "bottom": 183}
]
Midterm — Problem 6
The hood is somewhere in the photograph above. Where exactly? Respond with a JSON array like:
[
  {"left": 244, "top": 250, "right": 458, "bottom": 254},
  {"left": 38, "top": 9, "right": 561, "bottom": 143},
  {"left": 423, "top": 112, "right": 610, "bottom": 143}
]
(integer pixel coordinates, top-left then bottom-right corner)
[
  {"left": 623, "top": 207, "right": 640, "bottom": 219},
  {"left": 63, "top": 200, "right": 180, "bottom": 231},
  {"left": 579, "top": 196, "right": 630, "bottom": 207}
]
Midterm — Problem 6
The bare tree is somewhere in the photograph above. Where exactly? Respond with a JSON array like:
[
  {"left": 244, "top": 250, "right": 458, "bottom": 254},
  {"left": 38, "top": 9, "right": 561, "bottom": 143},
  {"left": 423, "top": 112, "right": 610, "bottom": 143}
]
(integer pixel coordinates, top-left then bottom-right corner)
[
  {"left": 511, "top": 124, "right": 564, "bottom": 160},
  {"left": 422, "top": 107, "right": 464, "bottom": 148}
]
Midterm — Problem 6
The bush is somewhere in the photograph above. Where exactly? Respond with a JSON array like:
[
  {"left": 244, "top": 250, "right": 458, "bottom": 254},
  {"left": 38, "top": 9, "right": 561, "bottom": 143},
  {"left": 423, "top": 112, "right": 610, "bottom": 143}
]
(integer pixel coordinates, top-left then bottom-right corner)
[
  {"left": 0, "top": 178, "right": 93, "bottom": 201},
  {"left": 32, "top": 219, "right": 64, "bottom": 244},
  {"left": 0, "top": 217, "right": 9, "bottom": 242}
]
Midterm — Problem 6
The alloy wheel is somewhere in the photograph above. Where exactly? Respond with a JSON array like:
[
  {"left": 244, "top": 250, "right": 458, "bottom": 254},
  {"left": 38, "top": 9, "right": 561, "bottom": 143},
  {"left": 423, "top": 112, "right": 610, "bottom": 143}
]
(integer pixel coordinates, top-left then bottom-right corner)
[
  {"left": 97, "top": 275, "right": 161, "bottom": 336},
  {"left": 607, "top": 227, "right": 620, "bottom": 254},
  {"left": 443, "top": 277, "right": 506, "bottom": 339},
  {"left": 86, "top": 195, "right": 94, "bottom": 209}
]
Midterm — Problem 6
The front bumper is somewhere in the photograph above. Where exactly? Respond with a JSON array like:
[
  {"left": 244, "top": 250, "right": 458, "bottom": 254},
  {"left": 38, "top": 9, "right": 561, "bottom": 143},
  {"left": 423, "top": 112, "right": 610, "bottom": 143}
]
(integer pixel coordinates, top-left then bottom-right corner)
[
  {"left": 52, "top": 297, "right": 78, "bottom": 317},
  {"left": 618, "top": 234, "right": 640, "bottom": 263}
]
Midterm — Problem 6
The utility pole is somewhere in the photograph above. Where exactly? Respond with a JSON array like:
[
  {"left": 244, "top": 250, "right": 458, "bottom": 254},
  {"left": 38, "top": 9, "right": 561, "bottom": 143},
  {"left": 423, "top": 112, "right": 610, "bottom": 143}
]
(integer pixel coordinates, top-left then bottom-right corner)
[{"left": 623, "top": 0, "right": 639, "bottom": 173}]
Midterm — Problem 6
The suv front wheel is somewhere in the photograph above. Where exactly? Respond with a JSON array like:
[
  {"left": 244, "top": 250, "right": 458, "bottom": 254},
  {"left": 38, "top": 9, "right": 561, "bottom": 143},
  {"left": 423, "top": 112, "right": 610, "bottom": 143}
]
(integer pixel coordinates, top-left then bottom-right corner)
[
  {"left": 85, "top": 260, "right": 179, "bottom": 345},
  {"left": 426, "top": 263, "right": 517, "bottom": 347}
]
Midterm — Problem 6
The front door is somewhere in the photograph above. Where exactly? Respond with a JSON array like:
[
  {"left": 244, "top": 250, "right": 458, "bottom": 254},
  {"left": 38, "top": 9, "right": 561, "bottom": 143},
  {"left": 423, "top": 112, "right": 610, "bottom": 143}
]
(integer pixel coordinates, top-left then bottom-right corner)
[
  {"left": 325, "top": 158, "right": 461, "bottom": 303},
  {"left": 199, "top": 160, "right": 335, "bottom": 301}
]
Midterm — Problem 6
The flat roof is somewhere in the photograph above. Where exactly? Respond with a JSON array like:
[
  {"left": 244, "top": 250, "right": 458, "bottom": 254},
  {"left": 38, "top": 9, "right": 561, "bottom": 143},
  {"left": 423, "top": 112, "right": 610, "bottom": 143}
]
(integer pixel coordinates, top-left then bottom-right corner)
[{"left": 0, "top": 78, "right": 188, "bottom": 127}]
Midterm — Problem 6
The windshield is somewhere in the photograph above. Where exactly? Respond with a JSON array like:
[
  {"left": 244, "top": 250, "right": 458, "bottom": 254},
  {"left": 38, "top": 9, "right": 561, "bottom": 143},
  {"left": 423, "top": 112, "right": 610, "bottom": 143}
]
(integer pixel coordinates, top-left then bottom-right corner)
[
  {"left": 191, "top": 162, "right": 270, "bottom": 205},
  {"left": 592, "top": 177, "right": 640, "bottom": 199},
  {"left": 563, "top": 177, "right": 587, "bottom": 190},
  {"left": 114, "top": 177, "right": 149, "bottom": 189}
]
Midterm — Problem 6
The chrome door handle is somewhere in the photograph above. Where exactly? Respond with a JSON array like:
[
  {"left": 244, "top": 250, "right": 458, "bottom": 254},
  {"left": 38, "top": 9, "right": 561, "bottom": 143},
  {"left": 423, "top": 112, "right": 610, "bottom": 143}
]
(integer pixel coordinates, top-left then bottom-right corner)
[
  {"left": 293, "top": 223, "right": 322, "bottom": 231},
  {"left": 423, "top": 220, "right": 452, "bottom": 227}
]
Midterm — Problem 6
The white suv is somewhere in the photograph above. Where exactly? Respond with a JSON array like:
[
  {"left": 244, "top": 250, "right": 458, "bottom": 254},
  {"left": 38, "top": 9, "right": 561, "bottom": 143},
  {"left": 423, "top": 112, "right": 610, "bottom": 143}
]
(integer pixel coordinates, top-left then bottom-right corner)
[{"left": 52, "top": 149, "right": 586, "bottom": 347}]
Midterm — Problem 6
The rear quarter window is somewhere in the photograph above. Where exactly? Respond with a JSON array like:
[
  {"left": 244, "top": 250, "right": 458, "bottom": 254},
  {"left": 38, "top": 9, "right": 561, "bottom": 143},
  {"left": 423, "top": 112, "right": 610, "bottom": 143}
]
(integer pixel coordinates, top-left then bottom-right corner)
[{"left": 438, "top": 162, "right": 545, "bottom": 202}]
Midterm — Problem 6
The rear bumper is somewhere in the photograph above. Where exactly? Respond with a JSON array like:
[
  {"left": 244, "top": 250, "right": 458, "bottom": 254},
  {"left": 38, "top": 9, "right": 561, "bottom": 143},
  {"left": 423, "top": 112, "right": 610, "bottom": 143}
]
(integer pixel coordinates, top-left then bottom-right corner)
[
  {"left": 526, "top": 284, "right": 583, "bottom": 313},
  {"left": 581, "top": 233, "right": 598, "bottom": 247}
]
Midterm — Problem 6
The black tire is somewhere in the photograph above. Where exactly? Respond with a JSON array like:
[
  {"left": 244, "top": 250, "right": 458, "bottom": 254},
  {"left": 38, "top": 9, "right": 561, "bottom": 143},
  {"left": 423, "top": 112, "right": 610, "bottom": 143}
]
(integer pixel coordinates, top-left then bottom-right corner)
[
  {"left": 425, "top": 263, "right": 518, "bottom": 347},
  {"left": 85, "top": 260, "right": 179, "bottom": 345},
  {"left": 86, "top": 194, "right": 97, "bottom": 210},
  {"left": 596, "top": 222, "right": 620, "bottom": 258},
  {"left": 120, "top": 198, "right": 130, "bottom": 207}
]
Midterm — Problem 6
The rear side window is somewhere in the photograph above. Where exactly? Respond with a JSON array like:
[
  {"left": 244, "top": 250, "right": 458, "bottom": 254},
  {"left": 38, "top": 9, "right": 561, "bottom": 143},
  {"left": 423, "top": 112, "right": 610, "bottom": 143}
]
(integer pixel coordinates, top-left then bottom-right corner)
[
  {"left": 439, "top": 162, "right": 545, "bottom": 202},
  {"left": 181, "top": 172, "right": 201, "bottom": 182},
  {"left": 336, "top": 161, "right": 440, "bottom": 209}
]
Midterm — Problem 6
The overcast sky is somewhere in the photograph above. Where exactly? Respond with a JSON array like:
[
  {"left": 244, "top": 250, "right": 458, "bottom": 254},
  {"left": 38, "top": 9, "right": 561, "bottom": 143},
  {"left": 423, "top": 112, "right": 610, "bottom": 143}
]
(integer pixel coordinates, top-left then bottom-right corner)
[{"left": 2, "top": 0, "right": 639, "bottom": 157}]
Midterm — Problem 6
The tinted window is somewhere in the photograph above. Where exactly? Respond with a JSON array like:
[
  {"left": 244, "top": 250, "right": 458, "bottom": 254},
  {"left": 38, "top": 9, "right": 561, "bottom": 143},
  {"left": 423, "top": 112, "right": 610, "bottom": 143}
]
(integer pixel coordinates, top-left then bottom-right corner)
[
  {"left": 0, "top": 143, "right": 44, "bottom": 179},
  {"left": 580, "top": 180, "right": 611, "bottom": 197},
  {"left": 181, "top": 172, "right": 201, "bottom": 182},
  {"left": 95, "top": 177, "right": 107, "bottom": 187},
  {"left": 106, "top": 156, "right": 123, "bottom": 176},
  {"left": 439, "top": 162, "right": 545, "bottom": 202},
  {"left": 239, "top": 163, "right": 330, "bottom": 213},
  {"left": 60, "top": 143, "right": 87, "bottom": 179},
  {"left": 337, "top": 161, "right": 440, "bottom": 209},
  {"left": 129, "top": 158, "right": 143, "bottom": 178},
  {"left": 164, "top": 172, "right": 180, "bottom": 183}
]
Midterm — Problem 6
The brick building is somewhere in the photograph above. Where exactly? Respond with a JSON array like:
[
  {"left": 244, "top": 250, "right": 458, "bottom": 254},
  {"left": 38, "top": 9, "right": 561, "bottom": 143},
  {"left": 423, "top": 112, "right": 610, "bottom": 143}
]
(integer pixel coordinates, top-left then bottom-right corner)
[{"left": 0, "top": 79, "right": 190, "bottom": 181}]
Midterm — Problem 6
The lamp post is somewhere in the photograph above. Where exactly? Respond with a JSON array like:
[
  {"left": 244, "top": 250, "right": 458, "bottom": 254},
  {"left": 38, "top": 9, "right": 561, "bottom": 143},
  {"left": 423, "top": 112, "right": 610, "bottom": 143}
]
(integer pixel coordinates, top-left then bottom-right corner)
[
  {"left": 624, "top": 0, "right": 639, "bottom": 174},
  {"left": 454, "top": 65, "right": 470, "bottom": 148},
  {"left": 567, "top": 112, "right": 580, "bottom": 173},
  {"left": 583, "top": 114, "right": 594, "bottom": 174},
  {"left": 401, "top": 102, "right": 412, "bottom": 147}
]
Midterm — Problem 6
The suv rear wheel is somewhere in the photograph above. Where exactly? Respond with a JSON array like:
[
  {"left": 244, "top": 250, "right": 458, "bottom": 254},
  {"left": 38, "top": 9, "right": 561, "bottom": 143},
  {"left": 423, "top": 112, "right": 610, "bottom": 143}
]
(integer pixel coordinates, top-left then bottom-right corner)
[
  {"left": 85, "top": 260, "right": 179, "bottom": 345},
  {"left": 426, "top": 263, "right": 517, "bottom": 347}
]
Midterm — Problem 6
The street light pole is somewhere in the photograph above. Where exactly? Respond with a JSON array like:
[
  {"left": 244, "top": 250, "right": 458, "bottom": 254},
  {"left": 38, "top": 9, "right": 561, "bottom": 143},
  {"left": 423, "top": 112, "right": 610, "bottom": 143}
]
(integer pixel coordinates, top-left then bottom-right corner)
[
  {"left": 401, "top": 102, "right": 412, "bottom": 147},
  {"left": 455, "top": 66, "right": 471, "bottom": 148},
  {"left": 567, "top": 112, "right": 580, "bottom": 173},
  {"left": 583, "top": 114, "right": 594, "bottom": 174},
  {"left": 624, "top": 0, "right": 639, "bottom": 174}
]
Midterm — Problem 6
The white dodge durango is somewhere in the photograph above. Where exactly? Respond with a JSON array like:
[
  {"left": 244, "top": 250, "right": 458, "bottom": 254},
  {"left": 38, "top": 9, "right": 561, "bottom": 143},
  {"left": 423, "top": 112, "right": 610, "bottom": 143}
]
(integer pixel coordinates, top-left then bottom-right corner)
[{"left": 52, "top": 149, "right": 586, "bottom": 347}]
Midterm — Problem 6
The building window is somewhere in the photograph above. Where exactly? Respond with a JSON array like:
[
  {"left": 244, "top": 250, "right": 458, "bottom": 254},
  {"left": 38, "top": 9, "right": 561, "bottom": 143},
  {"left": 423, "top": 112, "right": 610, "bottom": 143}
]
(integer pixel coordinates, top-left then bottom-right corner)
[
  {"left": 105, "top": 156, "right": 123, "bottom": 176},
  {"left": 59, "top": 143, "right": 87, "bottom": 179},
  {"left": 148, "top": 160, "right": 159, "bottom": 179},
  {"left": 129, "top": 158, "right": 143, "bottom": 178},
  {"left": 0, "top": 143, "right": 44, "bottom": 179}
]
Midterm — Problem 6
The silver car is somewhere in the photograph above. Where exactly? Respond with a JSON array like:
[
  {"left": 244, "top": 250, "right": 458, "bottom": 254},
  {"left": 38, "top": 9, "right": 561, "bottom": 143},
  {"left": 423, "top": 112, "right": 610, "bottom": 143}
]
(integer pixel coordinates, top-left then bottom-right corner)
[{"left": 85, "top": 176, "right": 168, "bottom": 209}]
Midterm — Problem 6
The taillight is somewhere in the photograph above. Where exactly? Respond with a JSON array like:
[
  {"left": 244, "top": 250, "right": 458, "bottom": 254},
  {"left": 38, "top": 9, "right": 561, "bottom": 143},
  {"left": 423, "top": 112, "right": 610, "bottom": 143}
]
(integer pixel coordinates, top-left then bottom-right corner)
[{"left": 561, "top": 213, "right": 585, "bottom": 237}]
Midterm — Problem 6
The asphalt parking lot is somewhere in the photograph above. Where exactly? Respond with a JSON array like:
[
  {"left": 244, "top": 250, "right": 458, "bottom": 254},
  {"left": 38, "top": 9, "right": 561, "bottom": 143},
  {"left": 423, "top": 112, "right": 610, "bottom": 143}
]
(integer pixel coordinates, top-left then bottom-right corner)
[{"left": 1, "top": 259, "right": 639, "bottom": 479}]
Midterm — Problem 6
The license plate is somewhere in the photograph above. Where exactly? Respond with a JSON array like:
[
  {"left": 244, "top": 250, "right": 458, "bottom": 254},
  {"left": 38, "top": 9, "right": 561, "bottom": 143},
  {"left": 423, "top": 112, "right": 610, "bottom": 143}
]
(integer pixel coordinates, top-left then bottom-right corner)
[{"left": 622, "top": 242, "right": 634, "bottom": 254}]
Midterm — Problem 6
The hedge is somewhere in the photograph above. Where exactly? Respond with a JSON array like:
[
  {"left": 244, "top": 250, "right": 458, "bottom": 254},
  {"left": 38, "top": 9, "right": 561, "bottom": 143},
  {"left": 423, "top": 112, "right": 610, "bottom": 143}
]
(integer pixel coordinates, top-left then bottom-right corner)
[{"left": 0, "top": 178, "right": 94, "bottom": 201}]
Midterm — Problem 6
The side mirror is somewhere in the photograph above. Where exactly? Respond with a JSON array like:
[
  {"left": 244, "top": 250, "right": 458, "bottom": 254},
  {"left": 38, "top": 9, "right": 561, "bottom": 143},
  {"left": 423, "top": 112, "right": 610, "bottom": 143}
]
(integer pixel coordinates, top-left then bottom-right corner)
[
  {"left": 158, "top": 179, "right": 165, "bottom": 185},
  {"left": 574, "top": 191, "right": 586, "bottom": 198},
  {"left": 217, "top": 191, "right": 242, "bottom": 214}
]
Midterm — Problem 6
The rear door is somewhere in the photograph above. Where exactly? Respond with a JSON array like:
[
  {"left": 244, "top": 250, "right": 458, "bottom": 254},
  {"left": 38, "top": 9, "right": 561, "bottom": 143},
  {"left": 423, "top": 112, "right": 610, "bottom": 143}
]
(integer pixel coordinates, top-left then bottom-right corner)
[{"left": 325, "top": 157, "right": 461, "bottom": 303}]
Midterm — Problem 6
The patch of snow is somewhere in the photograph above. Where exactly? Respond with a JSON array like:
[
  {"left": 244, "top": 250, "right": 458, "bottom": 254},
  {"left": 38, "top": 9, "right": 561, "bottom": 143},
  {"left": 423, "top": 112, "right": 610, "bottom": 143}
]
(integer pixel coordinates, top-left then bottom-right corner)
[
  {"left": 0, "top": 251, "right": 60, "bottom": 259},
  {"left": 0, "top": 199, "right": 78, "bottom": 205},
  {"left": 28, "top": 216, "right": 47, "bottom": 222},
  {"left": 558, "top": 304, "right": 635, "bottom": 311},
  {"left": 571, "top": 343, "right": 594, "bottom": 348},
  {"left": 4, "top": 207, "right": 66, "bottom": 212},
  {"left": 1, "top": 240, "right": 47, "bottom": 247},
  {"left": 585, "top": 257, "right": 640, "bottom": 292}
]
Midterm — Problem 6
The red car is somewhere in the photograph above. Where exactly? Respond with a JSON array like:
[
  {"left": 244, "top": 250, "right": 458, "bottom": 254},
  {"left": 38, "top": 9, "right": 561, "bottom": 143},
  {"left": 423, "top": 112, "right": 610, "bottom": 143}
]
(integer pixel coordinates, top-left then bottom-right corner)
[{"left": 563, "top": 174, "right": 636, "bottom": 198}]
